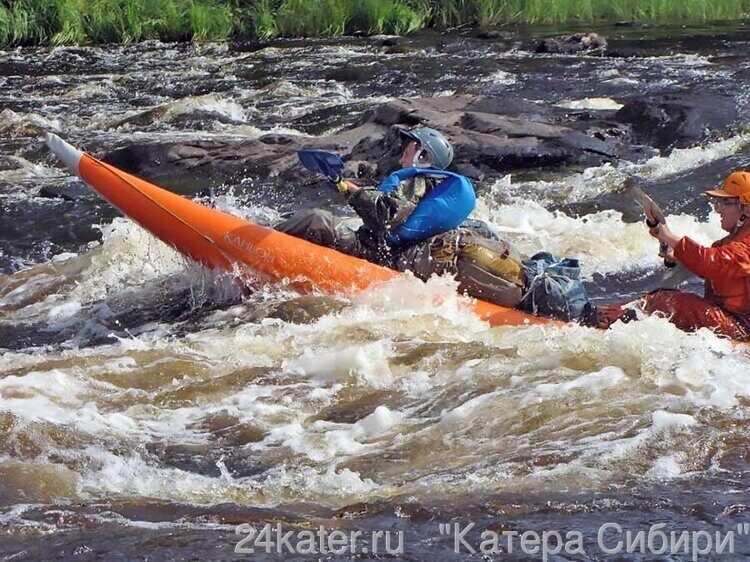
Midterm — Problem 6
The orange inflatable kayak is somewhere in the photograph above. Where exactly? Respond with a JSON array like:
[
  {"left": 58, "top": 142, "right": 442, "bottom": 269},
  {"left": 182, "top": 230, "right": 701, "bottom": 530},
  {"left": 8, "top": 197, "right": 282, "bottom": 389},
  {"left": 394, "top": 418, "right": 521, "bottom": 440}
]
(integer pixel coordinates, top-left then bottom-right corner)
[{"left": 45, "top": 133, "right": 554, "bottom": 329}]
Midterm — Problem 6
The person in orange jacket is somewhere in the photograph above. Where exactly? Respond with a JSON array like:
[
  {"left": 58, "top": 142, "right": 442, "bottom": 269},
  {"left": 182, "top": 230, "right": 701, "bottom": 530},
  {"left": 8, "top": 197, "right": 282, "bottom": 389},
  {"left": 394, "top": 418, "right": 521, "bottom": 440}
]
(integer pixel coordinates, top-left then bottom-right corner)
[{"left": 595, "top": 171, "right": 750, "bottom": 340}]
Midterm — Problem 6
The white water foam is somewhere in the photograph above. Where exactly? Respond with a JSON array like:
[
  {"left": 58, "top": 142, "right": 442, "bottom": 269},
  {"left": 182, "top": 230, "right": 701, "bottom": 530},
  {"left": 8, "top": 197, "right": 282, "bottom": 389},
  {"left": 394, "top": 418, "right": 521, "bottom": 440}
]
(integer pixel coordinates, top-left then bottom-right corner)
[
  {"left": 0, "top": 108, "right": 61, "bottom": 136},
  {"left": 2, "top": 265, "right": 750, "bottom": 505},
  {"left": 556, "top": 97, "right": 623, "bottom": 110},
  {"left": 493, "top": 134, "right": 750, "bottom": 205},
  {"left": 473, "top": 196, "right": 723, "bottom": 277}
]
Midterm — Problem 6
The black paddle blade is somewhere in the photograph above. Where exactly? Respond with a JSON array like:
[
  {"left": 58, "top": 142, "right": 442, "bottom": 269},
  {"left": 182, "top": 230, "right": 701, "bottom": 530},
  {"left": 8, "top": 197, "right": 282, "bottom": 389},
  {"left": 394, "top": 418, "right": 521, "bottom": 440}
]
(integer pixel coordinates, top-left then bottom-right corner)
[{"left": 297, "top": 150, "right": 344, "bottom": 181}]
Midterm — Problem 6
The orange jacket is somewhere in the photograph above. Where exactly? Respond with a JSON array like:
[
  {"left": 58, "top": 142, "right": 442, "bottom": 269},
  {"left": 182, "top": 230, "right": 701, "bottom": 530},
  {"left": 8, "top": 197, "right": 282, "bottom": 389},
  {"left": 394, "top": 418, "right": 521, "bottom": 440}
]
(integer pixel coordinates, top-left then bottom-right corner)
[{"left": 673, "top": 222, "right": 750, "bottom": 317}]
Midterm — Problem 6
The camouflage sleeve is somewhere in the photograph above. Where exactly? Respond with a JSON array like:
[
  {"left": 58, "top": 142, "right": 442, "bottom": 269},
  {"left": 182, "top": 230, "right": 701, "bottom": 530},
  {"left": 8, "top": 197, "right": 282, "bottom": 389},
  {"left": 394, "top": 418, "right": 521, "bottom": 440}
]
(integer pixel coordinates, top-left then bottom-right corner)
[{"left": 347, "top": 187, "right": 416, "bottom": 233}]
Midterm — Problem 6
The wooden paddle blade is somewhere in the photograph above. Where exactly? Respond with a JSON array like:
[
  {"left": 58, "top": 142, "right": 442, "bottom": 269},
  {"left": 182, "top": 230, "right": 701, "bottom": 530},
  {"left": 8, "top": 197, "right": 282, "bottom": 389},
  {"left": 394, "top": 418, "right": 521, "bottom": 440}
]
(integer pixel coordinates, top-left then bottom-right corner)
[{"left": 627, "top": 182, "right": 666, "bottom": 224}]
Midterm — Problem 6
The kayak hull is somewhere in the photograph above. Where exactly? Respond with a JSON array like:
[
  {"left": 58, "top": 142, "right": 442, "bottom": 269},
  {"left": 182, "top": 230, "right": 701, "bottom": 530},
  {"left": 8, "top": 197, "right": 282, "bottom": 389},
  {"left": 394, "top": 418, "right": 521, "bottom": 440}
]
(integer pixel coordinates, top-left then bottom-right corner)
[{"left": 46, "top": 134, "right": 554, "bottom": 329}]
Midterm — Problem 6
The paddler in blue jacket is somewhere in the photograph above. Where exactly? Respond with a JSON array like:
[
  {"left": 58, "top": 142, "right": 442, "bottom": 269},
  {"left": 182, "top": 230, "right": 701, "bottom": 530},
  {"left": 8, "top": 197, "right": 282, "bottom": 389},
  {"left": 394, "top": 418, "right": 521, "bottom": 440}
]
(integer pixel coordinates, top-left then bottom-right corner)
[
  {"left": 279, "top": 127, "right": 467, "bottom": 264},
  {"left": 279, "top": 127, "right": 527, "bottom": 308}
]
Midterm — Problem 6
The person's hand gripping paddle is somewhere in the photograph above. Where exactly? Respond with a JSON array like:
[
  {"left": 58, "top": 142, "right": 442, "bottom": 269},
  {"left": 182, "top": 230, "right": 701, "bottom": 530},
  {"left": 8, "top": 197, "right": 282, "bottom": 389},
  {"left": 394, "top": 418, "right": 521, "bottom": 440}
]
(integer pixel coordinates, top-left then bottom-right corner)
[{"left": 625, "top": 178, "right": 677, "bottom": 268}]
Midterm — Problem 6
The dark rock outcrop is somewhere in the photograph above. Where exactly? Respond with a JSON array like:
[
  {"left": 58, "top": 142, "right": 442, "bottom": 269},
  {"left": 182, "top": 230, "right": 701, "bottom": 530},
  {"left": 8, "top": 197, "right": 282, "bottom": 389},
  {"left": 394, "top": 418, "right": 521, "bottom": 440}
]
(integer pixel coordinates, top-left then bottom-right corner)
[
  {"left": 379, "top": 37, "right": 400, "bottom": 47},
  {"left": 0, "top": 156, "right": 24, "bottom": 172},
  {"left": 613, "top": 93, "right": 738, "bottom": 151},
  {"left": 476, "top": 30, "right": 514, "bottom": 41},
  {"left": 102, "top": 95, "right": 633, "bottom": 187},
  {"left": 535, "top": 33, "right": 607, "bottom": 54},
  {"left": 38, "top": 184, "right": 91, "bottom": 202},
  {"left": 100, "top": 92, "right": 736, "bottom": 190}
]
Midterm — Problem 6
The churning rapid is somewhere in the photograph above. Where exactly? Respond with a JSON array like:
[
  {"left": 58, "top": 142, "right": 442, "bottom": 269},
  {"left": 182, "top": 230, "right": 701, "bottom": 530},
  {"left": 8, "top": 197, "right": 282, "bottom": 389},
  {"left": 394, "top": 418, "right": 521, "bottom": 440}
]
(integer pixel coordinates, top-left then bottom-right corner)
[{"left": 2, "top": 24, "right": 750, "bottom": 560}]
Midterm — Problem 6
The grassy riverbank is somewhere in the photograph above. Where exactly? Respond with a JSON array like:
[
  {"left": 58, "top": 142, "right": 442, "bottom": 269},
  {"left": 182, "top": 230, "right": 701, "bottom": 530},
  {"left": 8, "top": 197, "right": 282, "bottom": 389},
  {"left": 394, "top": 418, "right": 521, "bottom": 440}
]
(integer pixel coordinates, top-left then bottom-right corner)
[{"left": 1, "top": 0, "right": 749, "bottom": 46}]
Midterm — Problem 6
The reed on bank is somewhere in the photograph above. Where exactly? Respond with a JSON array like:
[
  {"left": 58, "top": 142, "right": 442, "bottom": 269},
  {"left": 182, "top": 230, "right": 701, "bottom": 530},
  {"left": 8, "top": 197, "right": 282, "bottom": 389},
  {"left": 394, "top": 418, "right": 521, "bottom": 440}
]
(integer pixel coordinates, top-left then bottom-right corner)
[
  {"left": 449, "top": 0, "right": 750, "bottom": 26},
  {"left": 1, "top": 0, "right": 749, "bottom": 47},
  {"left": 0, "top": 0, "right": 233, "bottom": 45}
]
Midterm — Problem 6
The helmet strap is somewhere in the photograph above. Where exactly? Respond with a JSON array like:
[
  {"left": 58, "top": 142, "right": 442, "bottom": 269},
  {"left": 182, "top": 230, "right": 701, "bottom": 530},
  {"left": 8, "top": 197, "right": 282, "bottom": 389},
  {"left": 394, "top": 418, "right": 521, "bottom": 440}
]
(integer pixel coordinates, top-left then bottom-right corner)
[{"left": 411, "top": 147, "right": 430, "bottom": 168}]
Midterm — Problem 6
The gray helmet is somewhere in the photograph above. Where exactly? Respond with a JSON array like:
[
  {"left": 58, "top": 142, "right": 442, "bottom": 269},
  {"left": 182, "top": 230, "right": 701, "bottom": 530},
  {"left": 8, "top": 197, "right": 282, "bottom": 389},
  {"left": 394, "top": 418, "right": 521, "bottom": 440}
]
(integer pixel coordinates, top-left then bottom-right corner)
[{"left": 400, "top": 127, "right": 454, "bottom": 170}]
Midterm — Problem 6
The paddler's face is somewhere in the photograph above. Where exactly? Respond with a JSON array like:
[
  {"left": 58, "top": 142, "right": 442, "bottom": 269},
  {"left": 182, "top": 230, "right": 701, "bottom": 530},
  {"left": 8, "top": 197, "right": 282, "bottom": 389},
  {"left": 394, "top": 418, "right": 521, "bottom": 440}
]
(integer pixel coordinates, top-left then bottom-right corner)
[{"left": 713, "top": 197, "right": 743, "bottom": 232}]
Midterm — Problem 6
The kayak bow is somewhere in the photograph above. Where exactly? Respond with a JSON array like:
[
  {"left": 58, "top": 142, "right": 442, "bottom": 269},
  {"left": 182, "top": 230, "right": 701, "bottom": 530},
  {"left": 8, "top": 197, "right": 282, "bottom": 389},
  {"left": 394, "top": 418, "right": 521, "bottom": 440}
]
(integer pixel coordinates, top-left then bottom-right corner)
[{"left": 45, "top": 133, "right": 554, "bottom": 329}]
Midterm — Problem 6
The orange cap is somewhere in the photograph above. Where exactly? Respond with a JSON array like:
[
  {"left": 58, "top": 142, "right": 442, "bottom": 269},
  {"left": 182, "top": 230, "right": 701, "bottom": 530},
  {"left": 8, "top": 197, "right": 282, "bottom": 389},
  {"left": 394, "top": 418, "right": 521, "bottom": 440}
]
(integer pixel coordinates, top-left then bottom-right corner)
[{"left": 706, "top": 171, "right": 750, "bottom": 205}]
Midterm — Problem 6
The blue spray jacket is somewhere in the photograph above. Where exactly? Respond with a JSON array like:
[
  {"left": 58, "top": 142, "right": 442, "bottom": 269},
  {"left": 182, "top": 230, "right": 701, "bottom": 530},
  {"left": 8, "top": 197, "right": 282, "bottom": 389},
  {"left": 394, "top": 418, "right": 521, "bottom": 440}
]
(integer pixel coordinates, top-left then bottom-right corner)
[{"left": 375, "top": 167, "right": 476, "bottom": 245}]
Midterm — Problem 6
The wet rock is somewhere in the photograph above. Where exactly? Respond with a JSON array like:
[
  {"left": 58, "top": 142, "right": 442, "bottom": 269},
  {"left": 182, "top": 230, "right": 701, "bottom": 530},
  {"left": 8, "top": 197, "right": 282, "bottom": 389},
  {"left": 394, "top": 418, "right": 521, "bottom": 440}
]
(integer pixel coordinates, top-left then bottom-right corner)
[
  {"left": 535, "top": 32, "right": 607, "bottom": 54},
  {"left": 613, "top": 20, "right": 653, "bottom": 28},
  {"left": 313, "top": 392, "right": 404, "bottom": 424},
  {"left": 379, "top": 37, "right": 400, "bottom": 47},
  {"left": 352, "top": 96, "right": 628, "bottom": 173},
  {"left": 454, "top": 162, "right": 485, "bottom": 181},
  {"left": 38, "top": 184, "right": 90, "bottom": 202},
  {"left": 169, "top": 110, "right": 244, "bottom": 129},
  {"left": 230, "top": 40, "right": 271, "bottom": 53},
  {"left": 477, "top": 29, "right": 513, "bottom": 41},
  {"left": 560, "top": 151, "right": 750, "bottom": 221},
  {"left": 216, "top": 424, "right": 268, "bottom": 446},
  {"left": 191, "top": 412, "right": 268, "bottom": 446},
  {"left": 109, "top": 104, "right": 170, "bottom": 128},
  {"left": 146, "top": 442, "right": 227, "bottom": 476},
  {"left": 105, "top": 92, "right": 246, "bottom": 131},
  {"left": 614, "top": 20, "right": 653, "bottom": 28},
  {"left": 290, "top": 100, "right": 377, "bottom": 135},
  {"left": 324, "top": 67, "right": 374, "bottom": 82},
  {"left": 384, "top": 44, "right": 421, "bottom": 55},
  {"left": 343, "top": 159, "right": 378, "bottom": 179},
  {"left": 99, "top": 94, "right": 665, "bottom": 185},
  {"left": 333, "top": 502, "right": 385, "bottom": 519},
  {"left": 614, "top": 93, "right": 738, "bottom": 151},
  {"left": 0, "top": 155, "right": 23, "bottom": 172},
  {"left": 438, "top": 41, "right": 470, "bottom": 54}
]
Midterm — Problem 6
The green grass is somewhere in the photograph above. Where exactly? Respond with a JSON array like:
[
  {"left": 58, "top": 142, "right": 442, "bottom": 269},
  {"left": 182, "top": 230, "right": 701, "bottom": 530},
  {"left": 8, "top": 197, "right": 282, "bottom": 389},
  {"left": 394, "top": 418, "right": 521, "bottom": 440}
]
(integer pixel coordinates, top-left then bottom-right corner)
[
  {"left": 0, "top": 0, "right": 236, "bottom": 46},
  {"left": 272, "top": 0, "right": 426, "bottom": 36},
  {"left": 244, "top": 0, "right": 277, "bottom": 39},
  {"left": 275, "top": 0, "right": 348, "bottom": 36},
  {"left": 426, "top": 0, "right": 750, "bottom": 25},
  {"left": 1, "top": 0, "right": 749, "bottom": 47},
  {"left": 189, "top": 1, "right": 233, "bottom": 40},
  {"left": 348, "top": 0, "right": 428, "bottom": 35}
]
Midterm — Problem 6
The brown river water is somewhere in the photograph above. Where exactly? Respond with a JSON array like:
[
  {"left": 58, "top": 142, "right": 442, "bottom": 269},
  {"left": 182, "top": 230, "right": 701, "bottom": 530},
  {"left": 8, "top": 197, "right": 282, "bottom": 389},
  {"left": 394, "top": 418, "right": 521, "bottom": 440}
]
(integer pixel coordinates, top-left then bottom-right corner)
[{"left": 1, "top": 23, "right": 750, "bottom": 561}]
